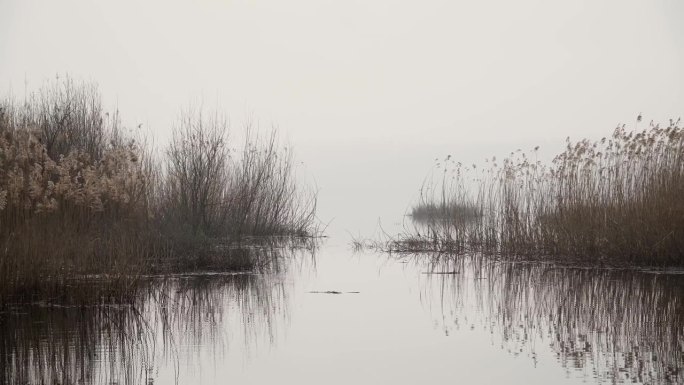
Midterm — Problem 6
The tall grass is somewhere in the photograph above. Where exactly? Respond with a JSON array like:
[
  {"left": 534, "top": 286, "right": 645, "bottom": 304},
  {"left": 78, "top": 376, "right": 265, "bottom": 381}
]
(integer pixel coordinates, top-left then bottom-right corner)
[
  {"left": 400, "top": 119, "right": 684, "bottom": 265},
  {"left": 0, "top": 80, "right": 156, "bottom": 304},
  {"left": 0, "top": 78, "right": 318, "bottom": 305},
  {"left": 409, "top": 201, "right": 481, "bottom": 224}
]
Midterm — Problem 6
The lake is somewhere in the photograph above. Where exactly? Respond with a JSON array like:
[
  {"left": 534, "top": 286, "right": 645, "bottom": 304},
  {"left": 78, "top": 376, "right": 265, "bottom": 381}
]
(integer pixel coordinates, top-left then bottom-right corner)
[{"left": 2, "top": 235, "right": 682, "bottom": 384}]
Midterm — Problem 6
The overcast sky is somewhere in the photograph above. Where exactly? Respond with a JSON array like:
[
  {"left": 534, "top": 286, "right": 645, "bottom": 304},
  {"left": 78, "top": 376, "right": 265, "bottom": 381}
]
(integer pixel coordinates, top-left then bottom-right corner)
[{"left": 2, "top": 0, "right": 683, "bottom": 234}]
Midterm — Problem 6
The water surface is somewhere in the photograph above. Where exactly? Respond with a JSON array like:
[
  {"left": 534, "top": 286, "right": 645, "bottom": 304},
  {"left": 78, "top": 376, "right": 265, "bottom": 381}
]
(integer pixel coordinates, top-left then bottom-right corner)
[{"left": 2, "top": 240, "right": 683, "bottom": 384}]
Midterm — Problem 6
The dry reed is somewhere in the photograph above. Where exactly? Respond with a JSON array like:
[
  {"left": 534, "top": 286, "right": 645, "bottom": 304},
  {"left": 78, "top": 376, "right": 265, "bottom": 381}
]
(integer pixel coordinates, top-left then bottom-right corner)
[
  {"left": 0, "top": 77, "right": 318, "bottom": 305},
  {"left": 397, "top": 119, "right": 684, "bottom": 265}
]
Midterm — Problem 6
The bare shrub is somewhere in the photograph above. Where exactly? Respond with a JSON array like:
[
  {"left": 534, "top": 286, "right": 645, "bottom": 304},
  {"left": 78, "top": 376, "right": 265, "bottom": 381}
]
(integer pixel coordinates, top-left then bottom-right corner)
[
  {"left": 162, "top": 111, "right": 229, "bottom": 237},
  {"left": 224, "top": 127, "right": 317, "bottom": 237},
  {"left": 160, "top": 112, "right": 317, "bottom": 242}
]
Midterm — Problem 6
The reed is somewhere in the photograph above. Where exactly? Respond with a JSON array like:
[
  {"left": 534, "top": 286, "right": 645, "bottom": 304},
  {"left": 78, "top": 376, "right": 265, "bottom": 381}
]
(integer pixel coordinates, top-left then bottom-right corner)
[
  {"left": 0, "top": 77, "right": 318, "bottom": 305},
  {"left": 409, "top": 201, "right": 481, "bottom": 224},
  {"left": 0, "top": 80, "right": 154, "bottom": 304},
  {"left": 398, "top": 119, "right": 684, "bottom": 265}
]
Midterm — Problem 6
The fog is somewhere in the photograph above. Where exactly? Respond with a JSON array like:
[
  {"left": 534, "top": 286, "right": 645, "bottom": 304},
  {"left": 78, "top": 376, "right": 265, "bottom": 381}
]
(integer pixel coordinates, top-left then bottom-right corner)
[{"left": 2, "top": 0, "right": 683, "bottom": 234}]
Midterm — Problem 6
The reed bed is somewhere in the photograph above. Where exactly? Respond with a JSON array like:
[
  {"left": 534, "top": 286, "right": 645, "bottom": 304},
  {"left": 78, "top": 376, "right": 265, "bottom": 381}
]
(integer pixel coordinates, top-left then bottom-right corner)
[
  {"left": 0, "top": 78, "right": 318, "bottom": 305},
  {"left": 397, "top": 119, "right": 684, "bottom": 265},
  {"left": 409, "top": 201, "right": 481, "bottom": 224}
]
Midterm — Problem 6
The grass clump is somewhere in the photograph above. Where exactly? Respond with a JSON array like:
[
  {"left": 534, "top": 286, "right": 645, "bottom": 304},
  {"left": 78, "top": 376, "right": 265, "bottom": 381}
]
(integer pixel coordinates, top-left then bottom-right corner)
[
  {"left": 399, "top": 119, "right": 684, "bottom": 266},
  {"left": 0, "top": 77, "right": 318, "bottom": 305},
  {"left": 410, "top": 202, "right": 481, "bottom": 224}
]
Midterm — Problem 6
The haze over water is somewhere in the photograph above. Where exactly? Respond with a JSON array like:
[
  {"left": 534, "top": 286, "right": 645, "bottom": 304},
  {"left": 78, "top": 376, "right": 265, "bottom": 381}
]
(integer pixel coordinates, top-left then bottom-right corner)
[
  {"left": 1, "top": 1, "right": 684, "bottom": 384},
  {"left": 3, "top": 240, "right": 683, "bottom": 384},
  {"left": 2, "top": 0, "right": 684, "bottom": 235}
]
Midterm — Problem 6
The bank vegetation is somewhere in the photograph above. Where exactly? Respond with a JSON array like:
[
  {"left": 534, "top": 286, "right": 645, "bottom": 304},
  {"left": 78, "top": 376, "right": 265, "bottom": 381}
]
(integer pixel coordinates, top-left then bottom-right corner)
[
  {"left": 0, "top": 78, "right": 317, "bottom": 304},
  {"left": 396, "top": 118, "right": 684, "bottom": 266}
]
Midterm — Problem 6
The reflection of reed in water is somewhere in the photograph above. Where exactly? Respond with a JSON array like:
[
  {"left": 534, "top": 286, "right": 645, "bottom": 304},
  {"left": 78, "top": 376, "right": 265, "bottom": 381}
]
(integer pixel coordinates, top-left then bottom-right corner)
[
  {"left": 0, "top": 292, "right": 153, "bottom": 385},
  {"left": 149, "top": 272, "right": 288, "bottom": 370},
  {"left": 0, "top": 243, "right": 310, "bottom": 385},
  {"left": 412, "top": 255, "right": 684, "bottom": 384}
]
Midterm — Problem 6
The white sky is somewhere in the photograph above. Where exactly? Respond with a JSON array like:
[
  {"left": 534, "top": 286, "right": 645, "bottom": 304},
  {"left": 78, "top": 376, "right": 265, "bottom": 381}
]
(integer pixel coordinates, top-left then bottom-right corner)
[{"left": 2, "top": 0, "right": 683, "bottom": 234}]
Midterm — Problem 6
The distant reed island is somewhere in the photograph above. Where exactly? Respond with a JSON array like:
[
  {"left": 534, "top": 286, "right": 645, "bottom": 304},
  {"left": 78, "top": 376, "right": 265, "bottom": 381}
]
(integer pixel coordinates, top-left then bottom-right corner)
[
  {"left": 0, "top": 78, "right": 318, "bottom": 306},
  {"left": 398, "top": 118, "right": 684, "bottom": 267}
]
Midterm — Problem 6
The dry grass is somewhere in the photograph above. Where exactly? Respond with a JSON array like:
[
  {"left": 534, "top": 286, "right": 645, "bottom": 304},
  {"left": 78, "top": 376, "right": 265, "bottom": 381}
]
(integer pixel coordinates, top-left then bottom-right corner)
[
  {"left": 409, "top": 201, "right": 481, "bottom": 224},
  {"left": 396, "top": 119, "right": 684, "bottom": 266},
  {"left": 0, "top": 77, "right": 318, "bottom": 305}
]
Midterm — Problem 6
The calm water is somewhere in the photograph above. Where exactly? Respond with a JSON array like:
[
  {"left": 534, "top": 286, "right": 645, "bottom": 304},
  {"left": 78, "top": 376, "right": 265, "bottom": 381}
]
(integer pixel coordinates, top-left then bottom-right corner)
[{"left": 1, "top": 237, "right": 683, "bottom": 385}]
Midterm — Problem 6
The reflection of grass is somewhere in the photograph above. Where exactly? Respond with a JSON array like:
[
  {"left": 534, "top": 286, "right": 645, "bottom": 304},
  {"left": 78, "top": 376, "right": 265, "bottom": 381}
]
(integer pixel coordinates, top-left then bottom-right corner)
[
  {"left": 0, "top": 77, "right": 318, "bottom": 305},
  {"left": 1, "top": 243, "right": 300, "bottom": 385},
  {"left": 398, "top": 119, "right": 684, "bottom": 265},
  {"left": 407, "top": 253, "right": 684, "bottom": 384}
]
